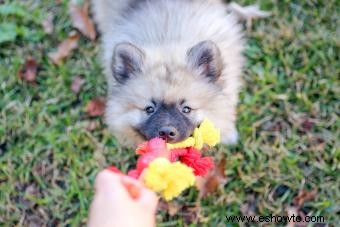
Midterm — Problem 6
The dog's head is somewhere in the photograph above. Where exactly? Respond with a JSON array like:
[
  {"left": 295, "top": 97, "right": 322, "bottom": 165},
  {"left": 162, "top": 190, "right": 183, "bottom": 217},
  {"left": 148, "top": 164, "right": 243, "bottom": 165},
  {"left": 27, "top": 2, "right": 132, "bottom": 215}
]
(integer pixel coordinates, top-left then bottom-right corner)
[{"left": 105, "top": 41, "right": 236, "bottom": 147}]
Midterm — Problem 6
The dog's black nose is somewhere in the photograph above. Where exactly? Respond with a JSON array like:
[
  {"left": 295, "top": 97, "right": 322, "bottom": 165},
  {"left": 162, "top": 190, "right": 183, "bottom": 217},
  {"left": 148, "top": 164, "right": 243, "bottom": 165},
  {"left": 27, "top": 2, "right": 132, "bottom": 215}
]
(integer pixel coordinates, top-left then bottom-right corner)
[{"left": 158, "top": 126, "right": 178, "bottom": 141}]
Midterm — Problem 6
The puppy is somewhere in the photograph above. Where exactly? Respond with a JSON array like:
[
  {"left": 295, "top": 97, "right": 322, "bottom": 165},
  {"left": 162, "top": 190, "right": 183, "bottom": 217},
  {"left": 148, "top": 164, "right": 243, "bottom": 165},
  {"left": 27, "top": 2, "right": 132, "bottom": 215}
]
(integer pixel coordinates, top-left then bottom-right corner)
[{"left": 92, "top": 0, "right": 244, "bottom": 147}]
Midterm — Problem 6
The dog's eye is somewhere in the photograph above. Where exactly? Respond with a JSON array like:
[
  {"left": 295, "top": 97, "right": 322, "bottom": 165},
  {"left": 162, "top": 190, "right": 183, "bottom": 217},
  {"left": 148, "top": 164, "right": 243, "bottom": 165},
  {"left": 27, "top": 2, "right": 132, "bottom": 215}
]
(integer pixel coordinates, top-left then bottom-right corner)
[
  {"left": 145, "top": 106, "right": 155, "bottom": 114},
  {"left": 182, "top": 106, "right": 192, "bottom": 114}
]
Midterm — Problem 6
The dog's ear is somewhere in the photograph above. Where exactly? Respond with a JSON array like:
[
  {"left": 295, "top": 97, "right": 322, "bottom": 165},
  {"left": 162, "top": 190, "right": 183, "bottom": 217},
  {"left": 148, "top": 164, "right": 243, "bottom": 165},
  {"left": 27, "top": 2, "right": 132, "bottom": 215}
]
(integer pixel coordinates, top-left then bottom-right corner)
[
  {"left": 186, "top": 40, "right": 223, "bottom": 82},
  {"left": 112, "top": 42, "right": 145, "bottom": 84}
]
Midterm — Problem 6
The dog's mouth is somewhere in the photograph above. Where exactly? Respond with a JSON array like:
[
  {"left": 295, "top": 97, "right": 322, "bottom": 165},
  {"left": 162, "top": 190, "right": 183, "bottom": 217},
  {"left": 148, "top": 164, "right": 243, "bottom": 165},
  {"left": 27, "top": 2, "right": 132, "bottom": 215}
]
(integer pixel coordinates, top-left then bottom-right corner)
[{"left": 133, "top": 123, "right": 198, "bottom": 144}]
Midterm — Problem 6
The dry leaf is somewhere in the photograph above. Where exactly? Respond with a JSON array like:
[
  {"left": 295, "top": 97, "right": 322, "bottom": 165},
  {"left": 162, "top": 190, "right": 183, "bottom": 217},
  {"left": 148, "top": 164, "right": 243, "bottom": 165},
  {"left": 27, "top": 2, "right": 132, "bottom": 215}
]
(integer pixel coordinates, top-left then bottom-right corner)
[
  {"left": 18, "top": 58, "right": 38, "bottom": 83},
  {"left": 42, "top": 13, "right": 54, "bottom": 34},
  {"left": 286, "top": 206, "right": 299, "bottom": 227},
  {"left": 240, "top": 194, "right": 257, "bottom": 217},
  {"left": 293, "top": 189, "right": 317, "bottom": 207},
  {"left": 196, "top": 157, "right": 227, "bottom": 198},
  {"left": 85, "top": 97, "right": 106, "bottom": 117},
  {"left": 300, "top": 118, "right": 315, "bottom": 132},
  {"left": 167, "top": 201, "right": 182, "bottom": 216},
  {"left": 70, "top": 0, "right": 96, "bottom": 41},
  {"left": 308, "top": 136, "right": 326, "bottom": 151},
  {"left": 182, "top": 206, "right": 199, "bottom": 224},
  {"left": 286, "top": 206, "right": 308, "bottom": 227},
  {"left": 48, "top": 31, "right": 80, "bottom": 65},
  {"left": 71, "top": 75, "right": 85, "bottom": 94},
  {"left": 86, "top": 120, "right": 100, "bottom": 131}
]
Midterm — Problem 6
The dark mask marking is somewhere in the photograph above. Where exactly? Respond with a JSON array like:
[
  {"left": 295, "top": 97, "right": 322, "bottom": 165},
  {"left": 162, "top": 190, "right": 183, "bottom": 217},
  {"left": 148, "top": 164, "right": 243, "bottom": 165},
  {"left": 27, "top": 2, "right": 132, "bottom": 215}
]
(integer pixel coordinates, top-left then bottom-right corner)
[{"left": 138, "top": 102, "right": 195, "bottom": 143}]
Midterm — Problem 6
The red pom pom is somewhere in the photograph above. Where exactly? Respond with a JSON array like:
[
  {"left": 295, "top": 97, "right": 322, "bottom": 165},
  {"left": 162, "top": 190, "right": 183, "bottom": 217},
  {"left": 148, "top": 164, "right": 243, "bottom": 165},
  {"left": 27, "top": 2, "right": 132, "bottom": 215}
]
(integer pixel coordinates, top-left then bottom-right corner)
[
  {"left": 148, "top": 137, "right": 167, "bottom": 154},
  {"left": 106, "top": 166, "right": 122, "bottom": 174},
  {"left": 127, "top": 169, "right": 141, "bottom": 179},
  {"left": 171, "top": 147, "right": 215, "bottom": 176},
  {"left": 136, "top": 152, "right": 158, "bottom": 171},
  {"left": 136, "top": 142, "right": 148, "bottom": 155},
  {"left": 169, "top": 148, "right": 188, "bottom": 162},
  {"left": 136, "top": 138, "right": 167, "bottom": 155}
]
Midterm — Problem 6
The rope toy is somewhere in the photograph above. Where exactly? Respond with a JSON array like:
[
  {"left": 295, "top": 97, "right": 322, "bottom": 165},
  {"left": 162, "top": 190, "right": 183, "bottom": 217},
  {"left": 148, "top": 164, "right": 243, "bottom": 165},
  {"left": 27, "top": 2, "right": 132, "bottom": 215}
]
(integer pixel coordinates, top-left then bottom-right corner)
[{"left": 113, "top": 118, "right": 220, "bottom": 201}]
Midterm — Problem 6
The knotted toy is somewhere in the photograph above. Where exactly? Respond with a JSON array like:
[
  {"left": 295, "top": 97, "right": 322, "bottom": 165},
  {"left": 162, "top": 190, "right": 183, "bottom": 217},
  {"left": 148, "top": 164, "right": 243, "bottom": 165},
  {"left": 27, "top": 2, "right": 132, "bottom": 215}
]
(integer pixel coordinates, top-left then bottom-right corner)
[{"left": 112, "top": 118, "right": 220, "bottom": 201}]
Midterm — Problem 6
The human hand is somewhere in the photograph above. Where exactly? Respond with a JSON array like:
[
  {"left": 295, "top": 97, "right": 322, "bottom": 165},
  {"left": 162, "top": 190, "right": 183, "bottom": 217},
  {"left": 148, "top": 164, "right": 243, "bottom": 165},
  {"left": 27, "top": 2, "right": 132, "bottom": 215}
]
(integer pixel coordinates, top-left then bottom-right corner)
[{"left": 88, "top": 169, "right": 158, "bottom": 227}]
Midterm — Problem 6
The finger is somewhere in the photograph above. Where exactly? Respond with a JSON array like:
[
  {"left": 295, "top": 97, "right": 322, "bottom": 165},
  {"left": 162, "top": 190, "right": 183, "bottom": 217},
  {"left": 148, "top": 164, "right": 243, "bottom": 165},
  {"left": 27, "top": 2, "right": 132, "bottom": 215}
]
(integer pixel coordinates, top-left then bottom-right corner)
[
  {"left": 94, "top": 170, "right": 128, "bottom": 199},
  {"left": 121, "top": 175, "right": 142, "bottom": 200},
  {"left": 139, "top": 186, "right": 159, "bottom": 211}
]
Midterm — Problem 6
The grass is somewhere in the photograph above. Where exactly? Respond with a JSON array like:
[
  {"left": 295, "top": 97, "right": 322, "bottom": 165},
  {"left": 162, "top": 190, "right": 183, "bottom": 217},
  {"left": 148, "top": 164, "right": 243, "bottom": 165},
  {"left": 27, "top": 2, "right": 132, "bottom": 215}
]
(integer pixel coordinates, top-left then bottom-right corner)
[{"left": 0, "top": 0, "right": 339, "bottom": 226}]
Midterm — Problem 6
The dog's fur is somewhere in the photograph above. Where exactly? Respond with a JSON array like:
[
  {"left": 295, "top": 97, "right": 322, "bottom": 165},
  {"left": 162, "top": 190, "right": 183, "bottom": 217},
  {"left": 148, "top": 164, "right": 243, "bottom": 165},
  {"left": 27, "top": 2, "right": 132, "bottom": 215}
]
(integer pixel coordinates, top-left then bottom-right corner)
[{"left": 92, "top": 0, "right": 245, "bottom": 147}]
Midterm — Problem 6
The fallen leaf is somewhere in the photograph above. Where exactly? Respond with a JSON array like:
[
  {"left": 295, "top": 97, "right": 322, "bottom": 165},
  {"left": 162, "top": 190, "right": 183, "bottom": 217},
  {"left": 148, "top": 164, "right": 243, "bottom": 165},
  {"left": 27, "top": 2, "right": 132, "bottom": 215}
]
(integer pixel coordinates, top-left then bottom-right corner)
[
  {"left": 182, "top": 205, "right": 199, "bottom": 224},
  {"left": 286, "top": 206, "right": 308, "bottom": 227},
  {"left": 42, "top": 13, "right": 54, "bottom": 34},
  {"left": 48, "top": 31, "right": 80, "bottom": 65},
  {"left": 293, "top": 189, "right": 317, "bottom": 207},
  {"left": 196, "top": 157, "right": 227, "bottom": 198},
  {"left": 157, "top": 200, "right": 168, "bottom": 211},
  {"left": 25, "top": 184, "right": 40, "bottom": 197},
  {"left": 24, "top": 215, "right": 45, "bottom": 227},
  {"left": 167, "top": 201, "right": 182, "bottom": 216},
  {"left": 240, "top": 194, "right": 257, "bottom": 217},
  {"left": 308, "top": 136, "right": 326, "bottom": 151},
  {"left": 86, "top": 120, "right": 100, "bottom": 131},
  {"left": 18, "top": 57, "right": 38, "bottom": 83},
  {"left": 71, "top": 75, "right": 85, "bottom": 94},
  {"left": 85, "top": 97, "right": 106, "bottom": 117},
  {"left": 69, "top": 0, "right": 96, "bottom": 41},
  {"left": 299, "top": 118, "right": 315, "bottom": 133}
]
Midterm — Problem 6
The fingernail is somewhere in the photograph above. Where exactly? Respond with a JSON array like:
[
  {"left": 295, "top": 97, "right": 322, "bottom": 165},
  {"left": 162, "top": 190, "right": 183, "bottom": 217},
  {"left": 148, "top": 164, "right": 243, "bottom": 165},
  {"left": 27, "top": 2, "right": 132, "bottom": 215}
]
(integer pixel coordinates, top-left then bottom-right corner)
[
  {"left": 106, "top": 166, "right": 121, "bottom": 174},
  {"left": 121, "top": 176, "right": 141, "bottom": 200}
]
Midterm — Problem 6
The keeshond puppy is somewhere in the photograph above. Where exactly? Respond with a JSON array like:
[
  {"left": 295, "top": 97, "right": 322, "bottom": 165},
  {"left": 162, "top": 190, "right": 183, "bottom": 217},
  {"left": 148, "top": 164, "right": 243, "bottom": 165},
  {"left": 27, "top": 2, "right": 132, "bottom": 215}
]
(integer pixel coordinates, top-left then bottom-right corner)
[{"left": 92, "top": 0, "right": 244, "bottom": 147}]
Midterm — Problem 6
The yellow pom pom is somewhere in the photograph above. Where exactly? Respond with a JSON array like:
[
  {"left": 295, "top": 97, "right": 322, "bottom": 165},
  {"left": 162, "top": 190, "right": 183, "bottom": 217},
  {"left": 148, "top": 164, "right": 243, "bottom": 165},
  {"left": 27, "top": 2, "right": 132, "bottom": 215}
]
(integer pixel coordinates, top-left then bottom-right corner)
[
  {"left": 193, "top": 128, "right": 204, "bottom": 149},
  {"left": 167, "top": 137, "right": 195, "bottom": 149},
  {"left": 198, "top": 118, "right": 220, "bottom": 147},
  {"left": 143, "top": 158, "right": 195, "bottom": 201},
  {"left": 166, "top": 118, "right": 220, "bottom": 150}
]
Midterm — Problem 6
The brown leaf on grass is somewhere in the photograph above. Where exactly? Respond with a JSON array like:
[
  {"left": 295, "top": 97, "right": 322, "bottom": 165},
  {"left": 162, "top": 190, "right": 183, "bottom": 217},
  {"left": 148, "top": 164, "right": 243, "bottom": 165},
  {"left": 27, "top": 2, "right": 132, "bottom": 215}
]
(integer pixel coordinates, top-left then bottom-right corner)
[
  {"left": 42, "top": 13, "right": 54, "bottom": 34},
  {"left": 167, "top": 201, "right": 182, "bottom": 216},
  {"left": 300, "top": 118, "right": 315, "bottom": 133},
  {"left": 86, "top": 120, "right": 100, "bottom": 131},
  {"left": 182, "top": 205, "right": 199, "bottom": 224},
  {"left": 71, "top": 75, "right": 85, "bottom": 94},
  {"left": 240, "top": 194, "right": 257, "bottom": 217},
  {"left": 70, "top": 0, "right": 96, "bottom": 41},
  {"left": 48, "top": 31, "right": 80, "bottom": 65},
  {"left": 18, "top": 58, "right": 38, "bottom": 83},
  {"left": 25, "top": 184, "right": 40, "bottom": 198},
  {"left": 286, "top": 206, "right": 308, "bottom": 227},
  {"left": 196, "top": 157, "right": 227, "bottom": 198},
  {"left": 308, "top": 136, "right": 326, "bottom": 151},
  {"left": 293, "top": 189, "right": 317, "bottom": 207},
  {"left": 85, "top": 97, "right": 106, "bottom": 117}
]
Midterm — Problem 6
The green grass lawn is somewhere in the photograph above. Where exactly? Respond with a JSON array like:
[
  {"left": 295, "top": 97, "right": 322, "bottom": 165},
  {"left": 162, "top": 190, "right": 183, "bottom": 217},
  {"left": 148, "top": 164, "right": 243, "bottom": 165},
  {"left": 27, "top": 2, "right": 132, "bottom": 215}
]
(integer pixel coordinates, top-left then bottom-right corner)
[{"left": 0, "top": 0, "right": 339, "bottom": 226}]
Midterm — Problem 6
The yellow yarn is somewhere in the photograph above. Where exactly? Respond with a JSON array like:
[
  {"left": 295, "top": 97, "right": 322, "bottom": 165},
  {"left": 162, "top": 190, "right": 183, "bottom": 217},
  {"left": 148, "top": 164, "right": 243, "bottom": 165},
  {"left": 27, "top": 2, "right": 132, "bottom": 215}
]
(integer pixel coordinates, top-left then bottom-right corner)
[
  {"left": 166, "top": 137, "right": 195, "bottom": 149},
  {"left": 167, "top": 118, "right": 220, "bottom": 150},
  {"left": 143, "top": 158, "right": 195, "bottom": 201},
  {"left": 198, "top": 118, "right": 220, "bottom": 147}
]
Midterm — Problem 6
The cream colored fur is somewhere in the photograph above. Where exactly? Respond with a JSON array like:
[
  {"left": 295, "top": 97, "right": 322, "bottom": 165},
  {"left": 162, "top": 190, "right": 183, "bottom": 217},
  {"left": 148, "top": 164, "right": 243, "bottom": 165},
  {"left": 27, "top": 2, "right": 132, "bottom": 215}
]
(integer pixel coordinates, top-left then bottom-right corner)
[{"left": 92, "top": 0, "right": 245, "bottom": 147}]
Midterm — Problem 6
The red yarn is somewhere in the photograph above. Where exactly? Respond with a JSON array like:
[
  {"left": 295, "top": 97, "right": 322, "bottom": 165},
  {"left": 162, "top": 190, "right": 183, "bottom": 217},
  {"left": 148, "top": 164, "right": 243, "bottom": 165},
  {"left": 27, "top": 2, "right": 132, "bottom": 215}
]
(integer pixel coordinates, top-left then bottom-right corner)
[
  {"left": 136, "top": 138, "right": 167, "bottom": 155},
  {"left": 106, "top": 166, "right": 122, "bottom": 174},
  {"left": 170, "top": 147, "right": 214, "bottom": 176}
]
